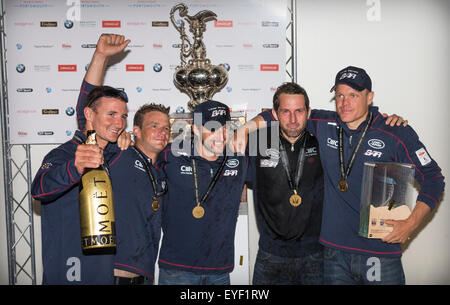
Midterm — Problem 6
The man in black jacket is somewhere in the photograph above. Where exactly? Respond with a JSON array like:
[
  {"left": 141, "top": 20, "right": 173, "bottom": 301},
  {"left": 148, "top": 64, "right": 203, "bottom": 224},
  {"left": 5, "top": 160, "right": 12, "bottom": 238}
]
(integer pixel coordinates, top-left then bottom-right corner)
[{"left": 249, "top": 83, "right": 324, "bottom": 285}]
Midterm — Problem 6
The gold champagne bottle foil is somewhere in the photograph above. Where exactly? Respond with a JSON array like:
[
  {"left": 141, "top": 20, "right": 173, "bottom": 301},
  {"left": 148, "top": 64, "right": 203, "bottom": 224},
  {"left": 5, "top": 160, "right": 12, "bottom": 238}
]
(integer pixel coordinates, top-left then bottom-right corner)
[{"left": 85, "top": 131, "right": 97, "bottom": 145}]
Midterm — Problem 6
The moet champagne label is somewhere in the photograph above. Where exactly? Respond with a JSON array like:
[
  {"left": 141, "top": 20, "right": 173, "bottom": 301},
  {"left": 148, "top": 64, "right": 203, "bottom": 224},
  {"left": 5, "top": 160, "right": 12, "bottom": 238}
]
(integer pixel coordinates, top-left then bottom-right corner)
[{"left": 79, "top": 169, "right": 116, "bottom": 250}]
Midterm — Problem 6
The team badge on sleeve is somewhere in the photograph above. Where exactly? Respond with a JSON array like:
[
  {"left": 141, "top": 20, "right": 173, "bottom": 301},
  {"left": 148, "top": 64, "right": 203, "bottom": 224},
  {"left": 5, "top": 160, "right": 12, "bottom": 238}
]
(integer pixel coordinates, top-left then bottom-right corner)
[
  {"left": 415, "top": 148, "right": 431, "bottom": 166},
  {"left": 41, "top": 162, "right": 53, "bottom": 169}
]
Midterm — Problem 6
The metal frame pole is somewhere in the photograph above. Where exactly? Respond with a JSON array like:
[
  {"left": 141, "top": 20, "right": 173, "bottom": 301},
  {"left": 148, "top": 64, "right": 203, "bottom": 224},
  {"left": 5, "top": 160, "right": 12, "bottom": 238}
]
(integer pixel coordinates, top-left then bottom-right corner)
[
  {"left": 0, "top": 0, "right": 36, "bottom": 285},
  {"left": 286, "top": 0, "right": 298, "bottom": 83},
  {"left": 291, "top": 0, "right": 298, "bottom": 82},
  {"left": 0, "top": 0, "right": 15, "bottom": 285}
]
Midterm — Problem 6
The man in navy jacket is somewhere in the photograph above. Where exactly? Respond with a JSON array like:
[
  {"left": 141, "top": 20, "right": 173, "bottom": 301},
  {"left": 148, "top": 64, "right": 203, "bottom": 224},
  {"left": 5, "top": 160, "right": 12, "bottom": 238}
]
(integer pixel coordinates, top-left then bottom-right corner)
[
  {"left": 157, "top": 100, "right": 250, "bottom": 285},
  {"left": 107, "top": 103, "right": 170, "bottom": 284},
  {"left": 247, "top": 66, "right": 445, "bottom": 284},
  {"left": 75, "top": 34, "right": 171, "bottom": 284},
  {"left": 31, "top": 83, "right": 128, "bottom": 284}
]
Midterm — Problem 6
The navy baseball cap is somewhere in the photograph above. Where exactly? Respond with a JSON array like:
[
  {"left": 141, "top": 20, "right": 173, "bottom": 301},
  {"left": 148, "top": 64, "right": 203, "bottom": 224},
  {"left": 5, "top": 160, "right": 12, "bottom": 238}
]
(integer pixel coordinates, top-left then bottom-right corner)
[
  {"left": 193, "top": 100, "right": 231, "bottom": 131},
  {"left": 330, "top": 66, "right": 372, "bottom": 92}
]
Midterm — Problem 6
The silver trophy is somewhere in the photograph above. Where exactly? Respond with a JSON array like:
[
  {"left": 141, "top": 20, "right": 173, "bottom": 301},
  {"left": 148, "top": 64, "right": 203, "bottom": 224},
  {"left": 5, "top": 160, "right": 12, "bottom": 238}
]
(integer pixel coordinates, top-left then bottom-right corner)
[{"left": 170, "top": 3, "right": 229, "bottom": 111}]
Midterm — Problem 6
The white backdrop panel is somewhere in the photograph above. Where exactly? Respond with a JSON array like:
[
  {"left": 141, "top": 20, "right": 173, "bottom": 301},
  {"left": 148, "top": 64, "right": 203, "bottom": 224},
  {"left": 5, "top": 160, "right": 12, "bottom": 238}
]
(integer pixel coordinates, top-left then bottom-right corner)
[{"left": 4, "top": 0, "right": 287, "bottom": 144}]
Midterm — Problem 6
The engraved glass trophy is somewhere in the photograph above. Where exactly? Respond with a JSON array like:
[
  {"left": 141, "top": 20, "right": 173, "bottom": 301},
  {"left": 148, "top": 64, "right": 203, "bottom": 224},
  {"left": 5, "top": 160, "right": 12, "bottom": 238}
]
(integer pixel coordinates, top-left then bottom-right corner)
[{"left": 359, "top": 162, "right": 415, "bottom": 239}]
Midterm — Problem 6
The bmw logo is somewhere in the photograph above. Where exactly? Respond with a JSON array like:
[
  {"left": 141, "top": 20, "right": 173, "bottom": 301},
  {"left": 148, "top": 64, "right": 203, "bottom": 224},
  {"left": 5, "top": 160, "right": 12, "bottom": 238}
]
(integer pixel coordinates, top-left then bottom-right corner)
[
  {"left": 136, "top": 87, "right": 142, "bottom": 93},
  {"left": 16, "top": 64, "right": 25, "bottom": 73},
  {"left": 65, "top": 107, "right": 75, "bottom": 116},
  {"left": 16, "top": 43, "right": 23, "bottom": 50},
  {"left": 66, "top": 130, "right": 73, "bottom": 136},
  {"left": 153, "top": 63, "right": 162, "bottom": 72},
  {"left": 46, "top": 87, "right": 52, "bottom": 93},
  {"left": 64, "top": 20, "right": 74, "bottom": 29}
]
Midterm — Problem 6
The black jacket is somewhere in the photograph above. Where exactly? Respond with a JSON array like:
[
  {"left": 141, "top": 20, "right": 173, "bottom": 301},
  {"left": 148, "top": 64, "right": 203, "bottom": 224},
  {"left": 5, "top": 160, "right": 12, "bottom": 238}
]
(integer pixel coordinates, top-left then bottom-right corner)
[{"left": 250, "top": 126, "right": 324, "bottom": 257}]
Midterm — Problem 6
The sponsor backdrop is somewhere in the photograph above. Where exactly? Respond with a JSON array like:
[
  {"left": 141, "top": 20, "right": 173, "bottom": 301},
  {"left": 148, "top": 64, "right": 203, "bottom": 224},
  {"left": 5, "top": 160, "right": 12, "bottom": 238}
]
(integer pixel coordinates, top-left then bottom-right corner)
[{"left": 5, "top": 0, "right": 287, "bottom": 144}]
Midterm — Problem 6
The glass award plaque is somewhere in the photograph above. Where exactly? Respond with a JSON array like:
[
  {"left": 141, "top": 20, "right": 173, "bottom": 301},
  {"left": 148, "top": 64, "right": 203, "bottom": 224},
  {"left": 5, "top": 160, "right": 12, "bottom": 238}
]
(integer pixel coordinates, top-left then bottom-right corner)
[{"left": 359, "top": 162, "right": 415, "bottom": 239}]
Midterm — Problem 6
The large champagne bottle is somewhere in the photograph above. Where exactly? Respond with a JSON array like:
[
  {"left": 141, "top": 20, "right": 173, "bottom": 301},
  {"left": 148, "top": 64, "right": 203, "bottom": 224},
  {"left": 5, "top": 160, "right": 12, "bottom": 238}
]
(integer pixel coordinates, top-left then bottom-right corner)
[{"left": 79, "top": 130, "right": 116, "bottom": 253}]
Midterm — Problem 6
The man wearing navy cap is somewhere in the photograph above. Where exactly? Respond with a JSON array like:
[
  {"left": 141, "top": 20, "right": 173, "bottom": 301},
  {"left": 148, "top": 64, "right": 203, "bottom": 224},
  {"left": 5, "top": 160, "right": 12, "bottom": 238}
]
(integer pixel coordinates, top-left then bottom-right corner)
[
  {"left": 244, "top": 65, "right": 445, "bottom": 284},
  {"left": 157, "top": 100, "right": 251, "bottom": 285},
  {"left": 192, "top": 101, "right": 231, "bottom": 158},
  {"left": 330, "top": 66, "right": 374, "bottom": 130}
]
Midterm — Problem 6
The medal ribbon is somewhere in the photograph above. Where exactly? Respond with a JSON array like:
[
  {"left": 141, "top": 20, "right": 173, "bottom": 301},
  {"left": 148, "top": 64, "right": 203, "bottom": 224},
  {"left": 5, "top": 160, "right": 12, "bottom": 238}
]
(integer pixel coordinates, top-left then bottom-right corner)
[
  {"left": 278, "top": 133, "right": 308, "bottom": 194},
  {"left": 191, "top": 155, "right": 228, "bottom": 208},
  {"left": 338, "top": 112, "right": 373, "bottom": 182},
  {"left": 131, "top": 146, "right": 167, "bottom": 200}
]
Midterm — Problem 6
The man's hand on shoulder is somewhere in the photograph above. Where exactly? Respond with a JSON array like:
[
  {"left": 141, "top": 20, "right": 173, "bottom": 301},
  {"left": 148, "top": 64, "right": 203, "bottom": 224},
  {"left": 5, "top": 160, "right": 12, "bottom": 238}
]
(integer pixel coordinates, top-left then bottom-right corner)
[{"left": 382, "top": 113, "right": 408, "bottom": 127}]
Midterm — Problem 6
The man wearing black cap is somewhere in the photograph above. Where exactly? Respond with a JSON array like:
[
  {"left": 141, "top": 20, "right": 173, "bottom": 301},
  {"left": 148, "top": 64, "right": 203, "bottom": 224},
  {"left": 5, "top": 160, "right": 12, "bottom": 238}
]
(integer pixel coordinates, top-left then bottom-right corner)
[
  {"left": 245, "top": 66, "right": 445, "bottom": 284},
  {"left": 157, "top": 100, "right": 250, "bottom": 285}
]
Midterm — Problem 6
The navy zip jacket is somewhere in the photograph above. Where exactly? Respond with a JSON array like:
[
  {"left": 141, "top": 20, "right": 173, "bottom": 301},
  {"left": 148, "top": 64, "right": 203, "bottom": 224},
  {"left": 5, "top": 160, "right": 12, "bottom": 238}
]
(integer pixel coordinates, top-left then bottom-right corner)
[
  {"left": 261, "top": 106, "right": 445, "bottom": 257},
  {"left": 108, "top": 146, "right": 167, "bottom": 279},
  {"left": 31, "top": 130, "right": 118, "bottom": 284},
  {"left": 158, "top": 141, "right": 250, "bottom": 274}
]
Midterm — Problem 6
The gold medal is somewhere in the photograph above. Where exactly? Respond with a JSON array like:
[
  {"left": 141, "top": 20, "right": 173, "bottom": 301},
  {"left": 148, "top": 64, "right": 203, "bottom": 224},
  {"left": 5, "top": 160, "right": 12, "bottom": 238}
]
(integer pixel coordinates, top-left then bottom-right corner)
[
  {"left": 192, "top": 205, "right": 205, "bottom": 219},
  {"left": 289, "top": 190, "right": 302, "bottom": 207},
  {"left": 338, "top": 179, "right": 348, "bottom": 192},
  {"left": 152, "top": 199, "right": 159, "bottom": 212}
]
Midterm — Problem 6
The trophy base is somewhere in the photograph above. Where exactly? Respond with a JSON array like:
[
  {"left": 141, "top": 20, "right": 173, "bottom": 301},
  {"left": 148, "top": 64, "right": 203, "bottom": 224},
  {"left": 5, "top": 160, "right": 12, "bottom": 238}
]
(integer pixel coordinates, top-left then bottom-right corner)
[{"left": 359, "top": 204, "right": 411, "bottom": 239}]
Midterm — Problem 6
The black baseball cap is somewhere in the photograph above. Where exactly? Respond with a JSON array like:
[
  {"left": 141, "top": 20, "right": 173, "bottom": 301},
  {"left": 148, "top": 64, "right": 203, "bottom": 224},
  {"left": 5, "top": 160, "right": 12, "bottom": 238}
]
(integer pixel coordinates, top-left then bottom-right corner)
[
  {"left": 193, "top": 100, "right": 231, "bottom": 131},
  {"left": 330, "top": 66, "right": 372, "bottom": 92}
]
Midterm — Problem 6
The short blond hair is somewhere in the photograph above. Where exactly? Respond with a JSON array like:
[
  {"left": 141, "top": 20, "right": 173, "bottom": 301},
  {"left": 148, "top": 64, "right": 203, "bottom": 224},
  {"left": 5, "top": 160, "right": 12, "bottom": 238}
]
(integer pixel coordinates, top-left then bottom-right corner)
[{"left": 133, "top": 103, "right": 170, "bottom": 128}]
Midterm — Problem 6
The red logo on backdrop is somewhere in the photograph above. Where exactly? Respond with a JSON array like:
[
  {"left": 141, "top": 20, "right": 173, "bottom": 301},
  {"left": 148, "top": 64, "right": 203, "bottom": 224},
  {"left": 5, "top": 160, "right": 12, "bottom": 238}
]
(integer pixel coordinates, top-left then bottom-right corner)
[
  {"left": 58, "top": 65, "right": 77, "bottom": 72},
  {"left": 126, "top": 64, "right": 145, "bottom": 72},
  {"left": 214, "top": 20, "right": 233, "bottom": 27},
  {"left": 260, "top": 64, "right": 279, "bottom": 71},
  {"left": 102, "top": 20, "right": 121, "bottom": 28}
]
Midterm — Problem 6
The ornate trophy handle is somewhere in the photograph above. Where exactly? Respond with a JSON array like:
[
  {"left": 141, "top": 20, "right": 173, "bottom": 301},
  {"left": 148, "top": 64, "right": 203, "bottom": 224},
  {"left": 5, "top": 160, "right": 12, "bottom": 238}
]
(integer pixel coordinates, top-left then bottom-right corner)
[
  {"left": 169, "top": 3, "right": 188, "bottom": 34},
  {"left": 170, "top": 3, "right": 192, "bottom": 66}
]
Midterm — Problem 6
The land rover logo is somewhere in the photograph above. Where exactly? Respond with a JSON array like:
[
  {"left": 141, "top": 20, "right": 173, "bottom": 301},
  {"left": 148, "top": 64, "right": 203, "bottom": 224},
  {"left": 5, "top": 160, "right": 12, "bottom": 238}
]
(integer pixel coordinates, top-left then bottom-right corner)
[
  {"left": 226, "top": 159, "right": 239, "bottom": 168},
  {"left": 368, "top": 139, "right": 385, "bottom": 149}
]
